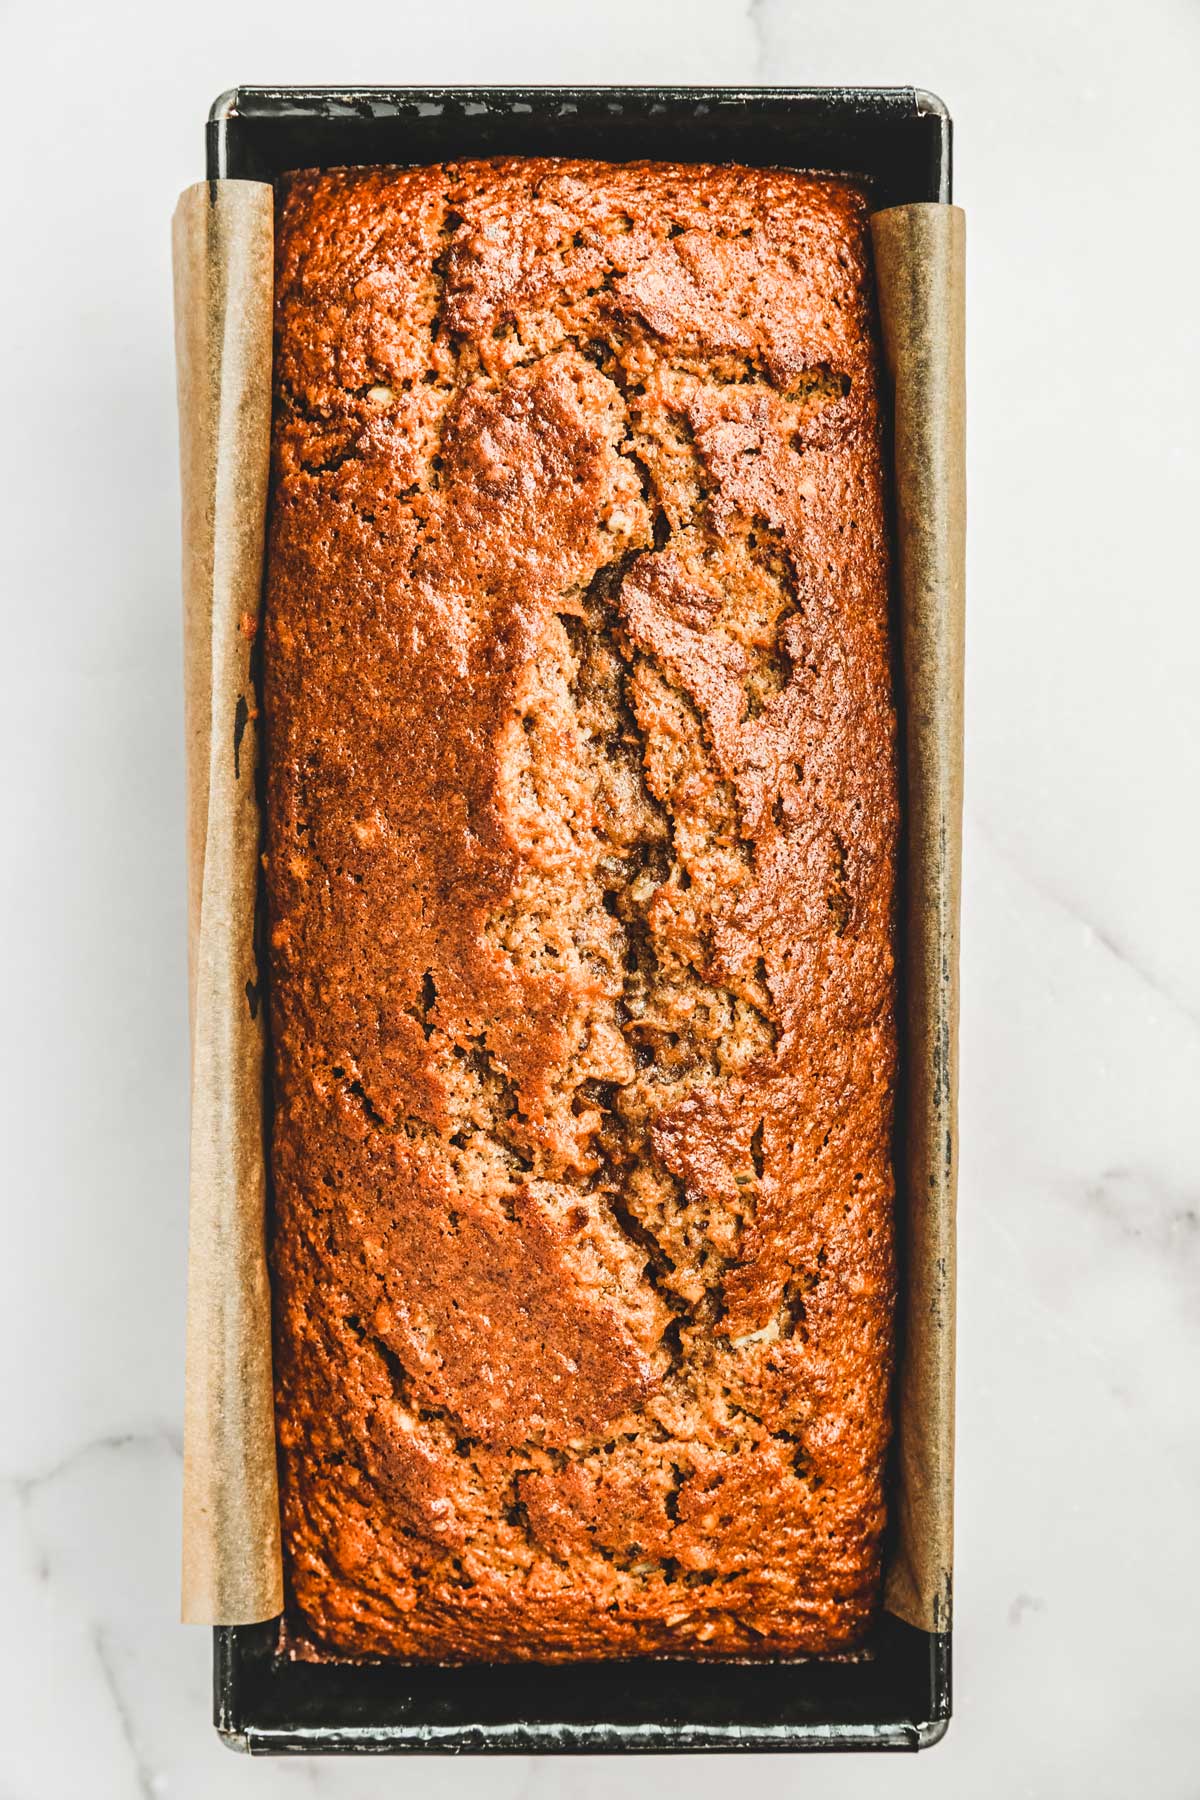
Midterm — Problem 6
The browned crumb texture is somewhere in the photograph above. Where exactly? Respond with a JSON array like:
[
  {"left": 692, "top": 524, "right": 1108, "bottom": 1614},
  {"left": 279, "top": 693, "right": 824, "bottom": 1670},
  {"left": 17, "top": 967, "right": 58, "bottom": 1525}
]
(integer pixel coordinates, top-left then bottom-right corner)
[{"left": 264, "top": 158, "right": 898, "bottom": 1662}]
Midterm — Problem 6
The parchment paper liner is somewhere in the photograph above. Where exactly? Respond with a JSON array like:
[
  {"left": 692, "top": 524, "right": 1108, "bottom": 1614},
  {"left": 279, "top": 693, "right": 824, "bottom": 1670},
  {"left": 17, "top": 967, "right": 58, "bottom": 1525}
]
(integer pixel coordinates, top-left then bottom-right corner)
[
  {"left": 172, "top": 182, "right": 964, "bottom": 1635},
  {"left": 175, "top": 180, "right": 280, "bottom": 1624}
]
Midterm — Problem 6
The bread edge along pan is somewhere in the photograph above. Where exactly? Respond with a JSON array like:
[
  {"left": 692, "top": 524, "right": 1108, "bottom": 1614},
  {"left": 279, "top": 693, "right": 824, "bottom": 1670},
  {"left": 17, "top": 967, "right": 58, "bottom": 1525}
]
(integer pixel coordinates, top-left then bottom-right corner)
[{"left": 208, "top": 83, "right": 953, "bottom": 1755}]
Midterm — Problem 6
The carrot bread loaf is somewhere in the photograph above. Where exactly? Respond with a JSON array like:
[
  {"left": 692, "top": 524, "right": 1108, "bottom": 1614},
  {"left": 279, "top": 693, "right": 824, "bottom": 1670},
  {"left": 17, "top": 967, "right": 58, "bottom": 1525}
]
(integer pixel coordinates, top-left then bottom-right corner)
[{"left": 264, "top": 158, "right": 898, "bottom": 1661}]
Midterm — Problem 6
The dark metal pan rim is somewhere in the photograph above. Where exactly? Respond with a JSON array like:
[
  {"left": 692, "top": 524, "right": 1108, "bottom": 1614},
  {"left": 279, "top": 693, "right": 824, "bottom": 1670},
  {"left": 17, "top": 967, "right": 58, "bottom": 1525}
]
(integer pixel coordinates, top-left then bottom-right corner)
[{"left": 204, "top": 80, "right": 953, "bottom": 1754}]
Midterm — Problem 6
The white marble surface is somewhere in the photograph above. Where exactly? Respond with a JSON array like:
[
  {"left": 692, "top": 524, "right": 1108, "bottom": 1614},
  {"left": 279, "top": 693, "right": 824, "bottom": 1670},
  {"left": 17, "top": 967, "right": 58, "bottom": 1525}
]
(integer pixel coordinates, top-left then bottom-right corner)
[{"left": 3, "top": 0, "right": 1198, "bottom": 1793}]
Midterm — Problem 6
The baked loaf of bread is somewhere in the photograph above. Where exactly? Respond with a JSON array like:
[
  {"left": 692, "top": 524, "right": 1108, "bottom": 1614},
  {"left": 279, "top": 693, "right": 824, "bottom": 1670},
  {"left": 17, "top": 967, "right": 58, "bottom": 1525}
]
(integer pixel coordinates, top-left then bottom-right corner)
[{"left": 264, "top": 158, "right": 898, "bottom": 1661}]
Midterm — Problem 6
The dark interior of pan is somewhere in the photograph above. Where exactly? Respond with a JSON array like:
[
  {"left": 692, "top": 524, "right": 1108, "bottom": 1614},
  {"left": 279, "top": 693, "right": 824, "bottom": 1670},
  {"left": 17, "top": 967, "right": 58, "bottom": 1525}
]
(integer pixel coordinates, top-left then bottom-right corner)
[
  {"left": 210, "top": 84, "right": 952, "bottom": 1756},
  {"left": 210, "top": 84, "right": 950, "bottom": 206}
]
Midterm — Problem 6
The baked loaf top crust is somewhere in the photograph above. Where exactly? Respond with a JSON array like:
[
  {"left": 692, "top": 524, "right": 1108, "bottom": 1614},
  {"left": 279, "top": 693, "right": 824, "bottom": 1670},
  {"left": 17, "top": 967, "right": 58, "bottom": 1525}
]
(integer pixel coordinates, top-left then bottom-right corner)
[{"left": 265, "top": 158, "right": 898, "bottom": 1661}]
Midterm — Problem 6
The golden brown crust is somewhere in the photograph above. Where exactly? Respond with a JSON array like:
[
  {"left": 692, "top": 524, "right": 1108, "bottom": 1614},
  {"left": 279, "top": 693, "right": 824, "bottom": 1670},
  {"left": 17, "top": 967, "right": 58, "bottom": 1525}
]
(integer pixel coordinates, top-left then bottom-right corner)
[{"left": 264, "top": 158, "right": 898, "bottom": 1661}]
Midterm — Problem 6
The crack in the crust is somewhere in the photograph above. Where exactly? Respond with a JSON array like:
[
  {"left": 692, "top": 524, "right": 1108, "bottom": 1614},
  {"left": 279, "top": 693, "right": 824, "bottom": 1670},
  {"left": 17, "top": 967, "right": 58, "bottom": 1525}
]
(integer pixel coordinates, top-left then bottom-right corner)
[
  {"left": 344, "top": 1311, "right": 684, "bottom": 1486},
  {"left": 826, "top": 830, "right": 851, "bottom": 936},
  {"left": 286, "top": 193, "right": 471, "bottom": 493},
  {"left": 620, "top": 651, "right": 778, "bottom": 1047},
  {"left": 428, "top": 195, "right": 462, "bottom": 347},
  {"left": 419, "top": 191, "right": 473, "bottom": 491},
  {"left": 408, "top": 969, "right": 438, "bottom": 1040},
  {"left": 770, "top": 1426, "right": 810, "bottom": 1480},
  {"left": 456, "top": 1038, "right": 534, "bottom": 1175},
  {"left": 344, "top": 1078, "right": 386, "bottom": 1129},
  {"left": 328, "top": 1070, "right": 447, "bottom": 1150},
  {"left": 347, "top": 1316, "right": 483, "bottom": 1451},
  {"left": 553, "top": 552, "right": 776, "bottom": 1354},
  {"left": 332, "top": 1009, "right": 538, "bottom": 1183},
  {"left": 298, "top": 435, "right": 367, "bottom": 477},
  {"left": 449, "top": 345, "right": 789, "bottom": 1349},
  {"left": 346, "top": 1296, "right": 820, "bottom": 1573}
]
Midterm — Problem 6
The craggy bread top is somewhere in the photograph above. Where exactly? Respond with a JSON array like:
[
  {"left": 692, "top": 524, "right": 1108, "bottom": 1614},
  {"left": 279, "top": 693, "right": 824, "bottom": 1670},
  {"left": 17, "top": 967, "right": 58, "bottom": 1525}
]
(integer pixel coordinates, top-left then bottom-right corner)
[{"left": 264, "top": 158, "right": 898, "bottom": 1660}]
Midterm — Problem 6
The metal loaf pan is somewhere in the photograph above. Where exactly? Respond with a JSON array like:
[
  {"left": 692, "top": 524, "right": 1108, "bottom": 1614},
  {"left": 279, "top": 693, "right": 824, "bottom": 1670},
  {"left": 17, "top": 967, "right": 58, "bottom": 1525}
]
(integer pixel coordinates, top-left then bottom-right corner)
[{"left": 208, "top": 83, "right": 953, "bottom": 1755}]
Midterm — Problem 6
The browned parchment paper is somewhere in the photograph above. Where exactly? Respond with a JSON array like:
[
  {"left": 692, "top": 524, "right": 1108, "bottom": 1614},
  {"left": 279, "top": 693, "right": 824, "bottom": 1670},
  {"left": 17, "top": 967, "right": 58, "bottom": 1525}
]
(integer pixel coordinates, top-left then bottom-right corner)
[
  {"left": 173, "top": 180, "right": 282, "bottom": 1624},
  {"left": 871, "top": 203, "right": 966, "bottom": 1633},
  {"left": 173, "top": 183, "right": 964, "bottom": 1636}
]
